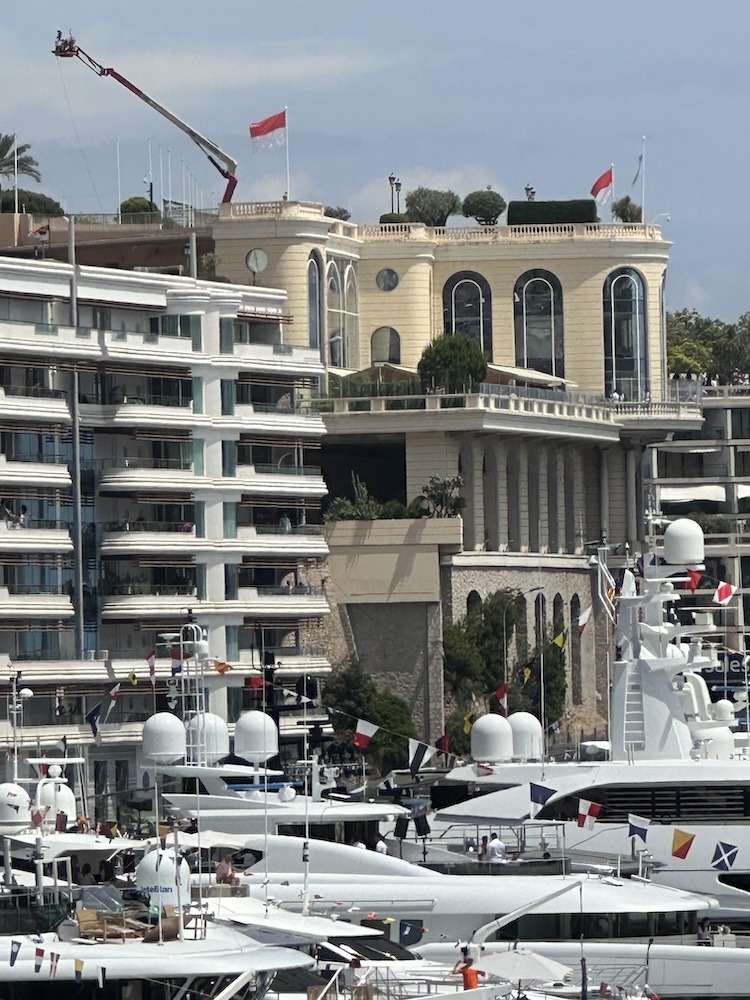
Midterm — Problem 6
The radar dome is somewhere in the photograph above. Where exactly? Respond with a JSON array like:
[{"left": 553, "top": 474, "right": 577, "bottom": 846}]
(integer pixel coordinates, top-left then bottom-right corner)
[
  {"left": 235, "top": 711, "right": 279, "bottom": 762},
  {"left": 135, "top": 849, "right": 190, "bottom": 907},
  {"left": 508, "top": 712, "right": 543, "bottom": 761},
  {"left": 143, "top": 713, "right": 186, "bottom": 764},
  {"left": 470, "top": 713, "right": 513, "bottom": 763},
  {"left": 186, "top": 712, "right": 229, "bottom": 764},
  {"left": 0, "top": 783, "right": 31, "bottom": 835},
  {"left": 663, "top": 518, "right": 705, "bottom": 567},
  {"left": 37, "top": 780, "right": 76, "bottom": 830}
]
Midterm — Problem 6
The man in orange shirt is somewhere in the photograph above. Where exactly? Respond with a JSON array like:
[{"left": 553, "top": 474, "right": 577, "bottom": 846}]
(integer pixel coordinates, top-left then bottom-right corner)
[{"left": 453, "top": 950, "right": 484, "bottom": 990}]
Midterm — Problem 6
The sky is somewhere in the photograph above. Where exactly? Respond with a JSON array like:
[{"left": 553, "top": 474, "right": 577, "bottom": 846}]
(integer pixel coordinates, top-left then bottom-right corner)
[{"left": 1, "top": 0, "right": 747, "bottom": 320}]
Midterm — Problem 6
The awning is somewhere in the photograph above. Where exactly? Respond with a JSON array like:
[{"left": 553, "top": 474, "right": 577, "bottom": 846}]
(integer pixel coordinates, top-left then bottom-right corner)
[
  {"left": 485, "top": 363, "right": 577, "bottom": 388},
  {"left": 737, "top": 484, "right": 750, "bottom": 500},
  {"left": 660, "top": 484, "right": 726, "bottom": 503}
]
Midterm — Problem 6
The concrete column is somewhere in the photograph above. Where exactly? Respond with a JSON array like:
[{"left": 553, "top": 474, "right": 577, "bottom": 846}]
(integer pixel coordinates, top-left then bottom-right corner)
[
  {"left": 599, "top": 447, "right": 610, "bottom": 545},
  {"left": 626, "top": 446, "right": 638, "bottom": 547},
  {"left": 555, "top": 446, "right": 567, "bottom": 553},
  {"left": 517, "top": 442, "right": 530, "bottom": 553},
  {"left": 425, "top": 602, "right": 445, "bottom": 741},
  {"left": 491, "top": 440, "right": 509, "bottom": 552},
  {"left": 572, "top": 446, "right": 587, "bottom": 553},
  {"left": 469, "top": 437, "right": 485, "bottom": 550},
  {"left": 537, "top": 444, "right": 550, "bottom": 553}
]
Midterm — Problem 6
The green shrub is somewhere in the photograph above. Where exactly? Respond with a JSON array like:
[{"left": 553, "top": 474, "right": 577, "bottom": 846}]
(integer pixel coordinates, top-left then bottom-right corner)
[{"left": 507, "top": 199, "right": 598, "bottom": 225}]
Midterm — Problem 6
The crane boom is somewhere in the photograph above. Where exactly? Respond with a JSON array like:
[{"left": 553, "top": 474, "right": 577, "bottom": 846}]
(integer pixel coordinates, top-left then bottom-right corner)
[{"left": 53, "top": 32, "right": 238, "bottom": 203}]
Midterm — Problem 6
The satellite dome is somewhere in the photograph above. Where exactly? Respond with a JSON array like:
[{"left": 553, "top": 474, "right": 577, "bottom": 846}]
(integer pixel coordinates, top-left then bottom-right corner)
[
  {"left": 186, "top": 713, "right": 229, "bottom": 764},
  {"left": 0, "top": 783, "right": 31, "bottom": 835},
  {"left": 235, "top": 711, "right": 279, "bottom": 762},
  {"left": 663, "top": 518, "right": 705, "bottom": 567},
  {"left": 37, "top": 780, "right": 76, "bottom": 830},
  {"left": 508, "top": 712, "right": 543, "bottom": 761},
  {"left": 135, "top": 849, "right": 191, "bottom": 907},
  {"left": 277, "top": 784, "right": 296, "bottom": 802},
  {"left": 470, "top": 713, "right": 513, "bottom": 764},
  {"left": 143, "top": 713, "right": 186, "bottom": 764}
]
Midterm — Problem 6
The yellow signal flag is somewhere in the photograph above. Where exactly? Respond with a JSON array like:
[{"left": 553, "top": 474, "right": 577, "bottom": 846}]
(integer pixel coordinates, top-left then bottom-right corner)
[
  {"left": 463, "top": 711, "right": 475, "bottom": 735},
  {"left": 552, "top": 632, "right": 566, "bottom": 649}
]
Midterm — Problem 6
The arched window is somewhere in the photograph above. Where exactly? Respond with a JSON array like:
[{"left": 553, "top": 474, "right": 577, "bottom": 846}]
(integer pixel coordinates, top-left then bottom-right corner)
[
  {"left": 371, "top": 327, "right": 401, "bottom": 364},
  {"left": 343, "top": 266, "right": 359, "bottom": 370},
  {"left": 534, "top": 592, "right": 547, "bottom": 649},
  {"left": 326, "top": 261, "right": 343, "bottom": 367},
  {"left": 514, "top": 270, "right": 564, "bottom": 376},
  {"left": 571, "top": 594, "right": 582, "bottom": 706},
  {"left": 603, "top": 268, "right": 648, "bottom": 401},
  {"left": 307, "top": 254, "right": 324, "bottom": 356},
  {"left": 466, "top": 590, "right": 482, "bottom": 616},
  {"left": 442, "top": 271, "right": 492, "bottom": 358}
]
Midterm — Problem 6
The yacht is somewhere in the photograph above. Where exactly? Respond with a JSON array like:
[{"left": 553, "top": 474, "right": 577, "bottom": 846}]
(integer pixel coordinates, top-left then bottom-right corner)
[{"left": 431, "top": 518, "right": 750, "bottom": 914}]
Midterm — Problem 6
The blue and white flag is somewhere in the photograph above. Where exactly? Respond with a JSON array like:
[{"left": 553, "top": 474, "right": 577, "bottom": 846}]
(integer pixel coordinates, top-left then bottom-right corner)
[
  {"left": 408, "top": 739, "right": 437, "bottom": 778},
  {"left": 628, "top": 813, "right": 650, "bottom": 843},
  {"left": 9, "top": 940, "right": 21, "bottom": 966},
  {"left": 712, "top": 841, "right": 738, "bottom": 871},
  {"left": 529, "top": 782, "right": 556, "bottom": 818},
  {"left": 85, "top": 702, "right": 102, "bottom": 741}
]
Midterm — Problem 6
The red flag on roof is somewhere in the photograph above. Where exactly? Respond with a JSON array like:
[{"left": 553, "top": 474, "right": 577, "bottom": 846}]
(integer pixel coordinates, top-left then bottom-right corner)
[{"left": 249, "top": 111, "right": 287, "bottom": 149}]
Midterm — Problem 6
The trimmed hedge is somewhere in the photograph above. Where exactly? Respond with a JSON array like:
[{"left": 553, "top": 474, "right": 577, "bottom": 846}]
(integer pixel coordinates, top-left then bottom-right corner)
[
  {"left": 378, "top": 212, "right": 411, "bottom": 224},
  {"left": 507, "top": 199, "right": 598, "bottom": 225}
]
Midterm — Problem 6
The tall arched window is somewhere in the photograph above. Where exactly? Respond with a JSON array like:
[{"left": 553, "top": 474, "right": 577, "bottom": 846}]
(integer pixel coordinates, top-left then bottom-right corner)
[
  {"left": 514, "top": 269, "right": 564, "bottom": 376},
  {"left": 371, "top": 327, "right": 401, "bottom": 364},
  {"left": 442, "top": 271, "right": 492, "bottom": 358},
  {"left": 570, "top": 594, "right": 582, "bottom": 706},
  {"left": 343, "top": 266, "right": 359, "bottom": 370},
  {"left": 603, "top": 268, "right": 648, "bottom": 401},
  {"left": 326, "top": 261, "right": 343, "bottom": 367},
  {"left": 307, "top": 254, "right": 324, "bottom": 356}
]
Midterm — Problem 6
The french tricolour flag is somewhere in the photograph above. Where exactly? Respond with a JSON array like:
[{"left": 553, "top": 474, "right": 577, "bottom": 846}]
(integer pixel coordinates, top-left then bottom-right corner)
[
  {"left": 353, "top": 719, "right": 379, "bottom": 749},
  {"left": 577, "top": 798, "right": 602, "bottom": 830}
]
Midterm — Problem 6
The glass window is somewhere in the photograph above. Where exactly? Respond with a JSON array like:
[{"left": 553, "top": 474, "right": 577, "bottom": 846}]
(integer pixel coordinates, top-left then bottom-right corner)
[
  {"left": 603, "top": 268, "right": 648, "bottom": 401},
  {"left": 442, "top": 271, "right": 492, "bottom": 358},
  {"left": 308, "top": 255, "right": 323, "bottom": 354},
  {"left": 220, "top": 318, "right": 235, "bottom": 354},
  {"left": 326, "top": 261, "right": 343, "bottom": 367},
  {"left": 513, "top": 269, "right": 564, "bottom": 376},
  {"left": 376, "top": 268, "right": 399, "bottom": 292},
  {"left": 371, "top": 327, "right": 401, "bottom": 364},
  {"left": 343, "top": 267, "right": 359, "bottom": 369}
]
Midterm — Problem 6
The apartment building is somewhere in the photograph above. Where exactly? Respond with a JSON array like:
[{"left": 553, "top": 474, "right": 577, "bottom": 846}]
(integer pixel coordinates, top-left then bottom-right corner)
[{"left": 0, "top": 256, "right": 330, "bottom": 812}]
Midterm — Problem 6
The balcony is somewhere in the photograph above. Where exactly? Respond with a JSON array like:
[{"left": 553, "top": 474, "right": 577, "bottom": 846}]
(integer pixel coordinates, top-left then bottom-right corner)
[
  {"left": 233, "top": 524, "right": 327, "bottom": 558},
  {"left": 233, "top": 401, "right": 324, "bottom": 437},
  {"left": 0, "top": 453, "right": 71, "bottom": 489},
  {"left": 229, "top": 584, "right": 329, "bottom": 618},
  {"left": 238, "top": 644, "right": 331, "bottom": 678},
  {"left": 232, "top": 340, "right": 324, "bottom": 377},
  {"left": 0, "top": 522, "right": 73, "bottom": 553},
  {"left": 0, "top": 384, "right": 70, "bottom": 423},
  {"left": 102, "top": 327, "right": 197, "bottom": 362},
  {"left": 99, "top": 457, "right": 198, "bottom": 492},
  {"left": 80, "top": 392, "right": 195, "bottom": 430},
  {"left": 0, "top": 319, "right": 100, "bottom": 361},
  {"left": 100, "top": 520, "right": 200, "bottom": 555},
  {"left": 229, "top": 463, "right": 327, "bottom": 497},
  {"left": 100, "top": 583, "right": 199, "bottom": 619},
  {"left": 0, "top": 586, "right": 73, "bottom": 618}
]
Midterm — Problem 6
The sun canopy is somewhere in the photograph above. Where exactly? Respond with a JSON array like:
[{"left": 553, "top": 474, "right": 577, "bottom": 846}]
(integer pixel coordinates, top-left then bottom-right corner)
[
  {"left": 660, "top": 484, "right": 726, "bottom": 503},
  {"left": 484, "top": 363, "right": 577, "bottom": 388}
]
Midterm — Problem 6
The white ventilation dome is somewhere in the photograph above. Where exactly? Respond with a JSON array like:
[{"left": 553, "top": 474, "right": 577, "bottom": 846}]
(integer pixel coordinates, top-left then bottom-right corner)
[
  {"left": 234, "top": 710, "right": 279, "bottom": 763},
  {"left": 663, "top": 518, "right": 705, "bottom": 567},
  {"left": 37, "top": 780, "right": 76, "bottom": 831},
  {"left": 0, "top": 783, "right": 31, "bottom": 835},
  {"left": 187, "top": 712, "right": 229, "bottom": 764},
  {"left": 143, "top": 713, "right": 186, "bottom": 764},
  {"left": 508, "top": 712, "right": 543, "bottom": 761},
  {"left": 470, "top": 713, "right": 513, "bottom": 763},
  {"left": 135, "top": 849, "right": 191, "bottom": 907}
]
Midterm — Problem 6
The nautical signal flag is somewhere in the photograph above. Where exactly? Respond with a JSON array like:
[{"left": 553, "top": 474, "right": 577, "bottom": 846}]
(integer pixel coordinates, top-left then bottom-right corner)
[
  {"left": 495, "top": 683, "right": 509, "bottom": 714},
  {"left": 436, "top": 733, "right": 450, "bottom": 753},
  {"left": 9, "top": 940, "right": 20, "bottom": 966},
  {"left": 578, "top": 606, "right": 593, "bottom": 634},
  {"left": 353, "top": 719, "right": 379, "bottom": 749},
  {"left": 686, "top": 569, "right": 703, "bottom": 592},
  {"left": 591, "top": 166, "right": 613, "bottom": 205},
  {"left": 85, "top": 702, "right": 102, "bottom": 741},
  {"left": 75, "top": 958, "right": 84, "bottom": 982},
  {"left": 713, "top": 581, "right": 738, "bottom": 606},
  {"left": 530, "top": 782, "right": 556, "bottom": 818},
  {"left": 49, "top": 951, "right": 60, "bottom": 978},
  {"left": 103, "top": 682, "right": 121, "bottom": 723},
  {"left": 552, "top": 632, "right": 566, "bottom": 649},
  {"left": 517, "top": 660, "right": 533, "bottom": 686},
  {"left": 628, "top": 813, "right": 650, "bottom": 842},
  {"left": 249, "top": 110, "right": 287, "bottom": 149},
  {"left": 463, "top": 711, "right": 475, "bottom": 735},
  {"left": 34, "top": 947, "right": 44, "bottom": 973},
  {"left": 146, "top": 649, "right": 156, "bottom": 687},
  {"left": 408, "top": 738, "right": 437, "bottom": 778},
  {"left": 671, "top": 828, "right": 695, "bottom": 859},
  {"left": 246, "top": 675, "right": 268, "bottom": 689},
  {"left": 577, "top": 798, "right": 602, "bottom": 830},
  {"left": 711, "top": 841, "right": 738, "bottom": 871}
]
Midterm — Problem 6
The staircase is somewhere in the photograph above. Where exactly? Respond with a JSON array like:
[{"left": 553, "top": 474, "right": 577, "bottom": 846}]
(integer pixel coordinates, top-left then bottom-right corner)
[{"left": 622, "top": 661, "right": 646, "bottom": 753}]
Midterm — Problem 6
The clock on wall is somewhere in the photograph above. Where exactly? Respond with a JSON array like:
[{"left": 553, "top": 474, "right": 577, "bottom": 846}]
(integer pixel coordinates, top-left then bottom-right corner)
[{"left": 244, "top": 249, "right": 268, "bottom": 274}]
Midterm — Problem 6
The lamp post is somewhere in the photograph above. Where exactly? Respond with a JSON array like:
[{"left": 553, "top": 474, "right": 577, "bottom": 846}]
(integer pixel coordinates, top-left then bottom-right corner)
[
  {"left": 502, "top": 586, "right": 542, "bottom": 687},
  {"left": 388, "top": 173, "right": 396, "bottom": 213},
  {"left": 9, "top": 672, "right": 33, "bottom": 783},
  {"left": 650, "top": 212, "right": 670, "bottom": 225},
  {"left": 395, "top": 179, "right": 402, "bottom": 214}
]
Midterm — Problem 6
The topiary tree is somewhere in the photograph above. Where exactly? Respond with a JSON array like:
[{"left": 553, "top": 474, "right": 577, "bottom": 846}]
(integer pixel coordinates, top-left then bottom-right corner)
[
  {"left": 417, "top": 334, "right": 487, "bottom": 392},
  {"left": 379, "top": 212, "right": 410, "bottom": 224},
  {"left": 612, "top": 196, "right": 642, "bottom": 223},
  {"left": 404, "top": 187, "right": 461, "bottom": 227},
  {"left": 462, "top": 188, "right": 506, "bottom": 226}
]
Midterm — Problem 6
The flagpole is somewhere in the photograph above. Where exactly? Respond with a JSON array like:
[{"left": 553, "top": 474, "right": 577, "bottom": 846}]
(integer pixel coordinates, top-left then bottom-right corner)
[
  {"left": 13, "top": 134, "right": 18, "bottom": 215},
  {"left": 641, "top": 136, "right": 646, "bottom": 223},
  {"left": 284, "top": 106, "right": 291, "bottom": 200},
  {"left": 610, "top": 162, "right": 615, "bottom": 215}
]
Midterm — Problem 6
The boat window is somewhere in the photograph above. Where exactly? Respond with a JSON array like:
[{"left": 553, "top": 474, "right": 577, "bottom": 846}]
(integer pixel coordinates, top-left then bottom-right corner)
[
  {"left": 346, "top": 938, "right": 417, "bottom": 962},
  {"left": 399, "top": 918, "right": 424, "bottom": 946},
  {"left": 615, "top": 911, "right": 653, "bottom": 938},
  {"left": 541, "top": 784, "right": 750, "bottom": 823},
  {"left": 361, "top": 917, "right": 391, "bottom": 937}
]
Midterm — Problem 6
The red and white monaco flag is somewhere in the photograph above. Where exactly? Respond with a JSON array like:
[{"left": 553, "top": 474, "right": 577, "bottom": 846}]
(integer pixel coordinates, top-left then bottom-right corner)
[
  {"left": 578, "top": 605, "right": 593, "bottom": 634},
  {"left": 353, "top": 719, "right": 379, "bottom": 749},
  {"left": 590, "top": 167, "right": 613, "bottom": 205},
  {"left": 713, "top": 581, "right": 738, "bottom": 606},
  {"left": 249, "top": 110, "right": 287, "bottom": 150}
]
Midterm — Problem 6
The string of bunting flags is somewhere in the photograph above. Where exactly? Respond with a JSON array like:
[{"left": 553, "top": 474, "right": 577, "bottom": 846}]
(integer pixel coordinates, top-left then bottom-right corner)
[{"left": 8, "top": 939, "right": 105, "bottom": 985}]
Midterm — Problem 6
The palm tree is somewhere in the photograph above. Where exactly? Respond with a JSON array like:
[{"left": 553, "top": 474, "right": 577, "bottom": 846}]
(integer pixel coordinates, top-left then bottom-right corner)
[{"left": 0, "top": 134, "right": 41, "bottom": 183}]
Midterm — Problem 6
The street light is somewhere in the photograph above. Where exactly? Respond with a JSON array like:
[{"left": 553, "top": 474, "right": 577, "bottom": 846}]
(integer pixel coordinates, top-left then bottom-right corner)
[
  {"left": 395, "top": 179, "right": 402, "bottom": 214},
  {"left": 9, "top": 672, "right": 33, "bottom": 783},
  {"left": 502, "top": 586, "right": 542, "bottom": 686},
  {"left": 650, "top": 212, "right": 670, "bottom": 225},
  {"left": 388, "top": 173, "right": 396, "bottom": 213}
]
